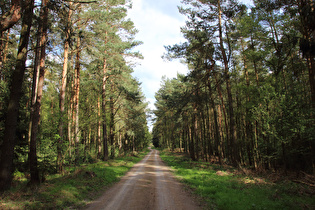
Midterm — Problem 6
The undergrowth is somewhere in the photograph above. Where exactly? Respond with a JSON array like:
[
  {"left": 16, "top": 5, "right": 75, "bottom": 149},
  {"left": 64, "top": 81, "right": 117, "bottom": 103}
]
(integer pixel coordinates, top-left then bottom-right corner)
[
  {"left": 160, "top": 150, "right": 315, "bottom": 210},
  {"left": 0, "top": 149, "right": 149, "bottom": 209}
]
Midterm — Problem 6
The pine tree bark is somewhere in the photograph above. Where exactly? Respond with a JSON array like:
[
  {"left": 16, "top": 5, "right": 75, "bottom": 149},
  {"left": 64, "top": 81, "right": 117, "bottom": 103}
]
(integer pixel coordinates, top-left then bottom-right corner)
[
  {"left": 0, "top": 0, "right": 22, "bottom": 33},
  {"left": 58, "top": 2, "right": 73, "bottom": 173},
  {"left": 0, "top": 31, "right": 3, "bottom": 62},
  {"left": 241, "top": 39, "right": 254, "bottom": 167},
  {"left": 102, "top": 56, "right": 109, "bottom": 161},
  {"left": 0, "top": 0, "right": 34, "bottom": 191},
  {"left": 207, "top": 76, "right": 222, "bottom": 164},
  {"left": 97, "top": 97, "right": 102, "bottom": 158},
  {"left": 110, "top": 94, "right": 115, "bottom": 159},
  {"left": 298, "top": 1, "right": 315, "bottom": 108},
  {"left": 213, "top": 71, "right": 229, "bottom": 150},
  {"left": 28, "top": 24, "right": 41, "bottom": 146},
  {"left": 189, "top": 123, "right": 196, "bottom": 161},
  {"left": 0, "top": 31, "right": 4, "bottom": 79},
  {"left": 218, "top": 0, "right": 238, "bottom": 165},
  {"left": 29, "top": 0, "right": 48, "bottom": 185},
  {"left": 74, "top": 34, "right": 81, "bottom": 164},
  {"left": 0, "top": 30, "right": 10, "bottom": 82}
]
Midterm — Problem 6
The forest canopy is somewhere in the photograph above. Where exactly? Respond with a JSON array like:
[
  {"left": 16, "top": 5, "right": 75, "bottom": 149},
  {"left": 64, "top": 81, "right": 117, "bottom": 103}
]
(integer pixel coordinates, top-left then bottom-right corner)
[
  {"left": 153, "top": 0, "right": 315, "bottom": 173},
  {"left": 1, "top": 0, "right": 314, "bottom": 193},
  {"left": 0, "top": 0, "right": 150, "bottom": 191}
]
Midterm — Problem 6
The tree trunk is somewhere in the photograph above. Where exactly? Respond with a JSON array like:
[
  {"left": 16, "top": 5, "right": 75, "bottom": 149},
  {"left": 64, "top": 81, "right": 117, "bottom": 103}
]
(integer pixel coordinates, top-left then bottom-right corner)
[
  {"left": 68, "top": 94, "right": 73, "bottom": 159},
  {"left": 0, "top": 32, "right": 3, "bottom": 69},
  {"left": 0, "top": 30, "right": 9, "bottom": 80},
  {"left": 201, "top": 109, "right": 207, "bottom": 161},
  {"left": 218, "top": 0, "right": 238, "bottom": 165},
  {"left": 207, "top": 77, "right": 222, "bottom": 164},
  {"left": 29, "top": 0, "right": 48, "bottom": 185},
  {"left": 110, "top": 94, "right": 115, "bottom": 159},
  {"left": 74, "top": 34, "right": 81, "bottom": 165},
  {"left": 297, "top": 1, "right": 315, "bottom": 109},
  {"left": 241, "top": 39, "right": 253, "bottom": 167},
  {"left": 102, "top": 56, "right": 109, "bottom": 161},
  {"left": 58, "top": 2, "right": 73, "bottom": 173},
  {"left": 97, "top": 97, "right": 102, "bottom": 158},
  {"left": 0, "top": 0, "right": 22, "bottom": 33},
  {"left": 296, "top": 0, "right": 315, "bottom": 173},
  {"left": 194, "top": 106, "right": 199, "bottom": 161},
  {"left": 28, "top": 27, "right": 41, "bottom": 147},
  {"left": 213, "top": 71, "right": 229, "bottom": 152},
  {"left": 189, "top": 123, "right": 196, "bottom": 161},
  {"left": 0, "top": 0, "right": 34, "bottom": 191}
]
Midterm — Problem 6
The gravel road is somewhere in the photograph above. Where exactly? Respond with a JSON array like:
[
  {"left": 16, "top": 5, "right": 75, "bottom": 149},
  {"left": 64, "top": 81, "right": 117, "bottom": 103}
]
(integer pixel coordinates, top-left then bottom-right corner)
[{"left": 85, "top": 149, "right": 202, "bottom": 210}]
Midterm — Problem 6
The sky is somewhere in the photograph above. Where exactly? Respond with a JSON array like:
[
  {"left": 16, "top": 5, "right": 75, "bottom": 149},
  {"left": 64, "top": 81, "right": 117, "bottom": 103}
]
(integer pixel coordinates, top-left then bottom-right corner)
[
  {"left": 127, "top": 0, "right": 254, "bottom": 118},
  {"left": 127, "top": 0, "right": 188, "bottom": 111}
]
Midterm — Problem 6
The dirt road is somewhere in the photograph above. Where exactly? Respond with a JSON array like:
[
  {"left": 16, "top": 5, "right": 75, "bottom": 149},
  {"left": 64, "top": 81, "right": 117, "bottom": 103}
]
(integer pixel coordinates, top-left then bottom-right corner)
[{"left": 85, "top": 149, "right": 202, "bottom": 210}]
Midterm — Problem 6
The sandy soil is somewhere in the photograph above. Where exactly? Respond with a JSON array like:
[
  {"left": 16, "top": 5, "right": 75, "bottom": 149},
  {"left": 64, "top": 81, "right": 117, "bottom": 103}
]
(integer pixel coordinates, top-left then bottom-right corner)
[{"left": 85, "top": 149, "right": 202, "bottom": 210}]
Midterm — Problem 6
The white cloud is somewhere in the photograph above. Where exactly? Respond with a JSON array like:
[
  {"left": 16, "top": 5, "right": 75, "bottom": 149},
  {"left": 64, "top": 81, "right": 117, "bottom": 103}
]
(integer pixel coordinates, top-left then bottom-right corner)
[
  {"left": 127, "top": 0, "right": 188, "bottom": 115},
  {"left": 126, "top": 0, "right": 254, "bottom": 131}
]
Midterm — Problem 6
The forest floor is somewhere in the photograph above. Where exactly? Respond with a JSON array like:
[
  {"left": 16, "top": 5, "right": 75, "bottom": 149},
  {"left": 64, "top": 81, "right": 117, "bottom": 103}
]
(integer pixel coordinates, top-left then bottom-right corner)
[
  {"left": 1, "top": 148, "right": 314, "bottom": 209},
  {"left": 85, "top": 149, "right": 203, "bottom": 210},
  {"left": 0, "top": 149, "right": 150, "bottom": 209},
  {"left": 160, "top": 149, "right": 315, "bottom": 210}
]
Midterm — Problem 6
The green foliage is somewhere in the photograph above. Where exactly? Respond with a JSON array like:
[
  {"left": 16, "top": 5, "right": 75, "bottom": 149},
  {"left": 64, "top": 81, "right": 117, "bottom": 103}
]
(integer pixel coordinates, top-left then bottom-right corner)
[
  {"left": 0, "top": 149, "right": 149, "bottom": 209},
  {"left": 0, "top": 0, "right": 149, "bottom": 191},
  {"left": 153, "top": 0, "right": 315, "bottom": 173},
  {"left": 160, "top": 150, "right": 315, "bottom": 210}
]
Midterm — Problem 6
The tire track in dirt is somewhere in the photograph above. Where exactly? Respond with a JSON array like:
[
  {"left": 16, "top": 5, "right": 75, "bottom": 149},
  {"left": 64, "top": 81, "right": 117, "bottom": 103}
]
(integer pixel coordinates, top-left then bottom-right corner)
[{"left": 85, "top": 149, "right": 201, "bottom": 210}]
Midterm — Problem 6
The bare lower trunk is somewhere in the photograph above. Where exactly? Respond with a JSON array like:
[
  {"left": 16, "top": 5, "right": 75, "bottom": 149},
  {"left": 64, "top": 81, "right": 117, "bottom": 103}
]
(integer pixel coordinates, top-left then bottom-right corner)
[
  {"left": 306, "top": 55, "right": 315, "bottom": 106},
  {"left": 306, "top": 55, "right": 315, "bottom": 173},
  {"left": 28, "top": 29, "right": 41, "bottom": 147},
  {"left": 0, "top": 0, "right": 34, "bottom": 191},
  {"left": 214, "top": 71, "right": 229, "bottom": 150},
  {"left": 241, "top": 39, "right": 253, "bottom": 167},
  {"left": 218, "top": 0, "right": 238, "bottom": 165},
  {"left": 58, "top": 2, "right": 73, "bottom": 173},
  {"left": 189, "top": 124, "right": 195, "bottom": 161},
  {"left": 74, "top": 35, "right": 81, "bottom": 164},
  {"left": 102, "top": 56, "right": 108, "bottom": 161},
  {"left": 97, "top": 97, "right": 102, "bottom": 158},
  {"left": 29, "top": 0, "right": 48, "bottom": 185},
  {"left": 207, "top": 77, "right": 222, "bottom": 164},
  {"left": 110, "top": 93, "right": 115, "bottom": 159}
]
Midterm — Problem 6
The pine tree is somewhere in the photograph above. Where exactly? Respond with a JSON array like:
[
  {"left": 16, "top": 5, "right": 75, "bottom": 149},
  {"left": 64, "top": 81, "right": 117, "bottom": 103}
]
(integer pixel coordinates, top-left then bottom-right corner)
[
  {"left": 29, "top": 0, "right": 49, "bottom": 185},
  {"left": 0, "top": 0, "right": 22, "bottom": 32},
  {"left": 0, "top": 0, "right": 35, "bottom": 191}
]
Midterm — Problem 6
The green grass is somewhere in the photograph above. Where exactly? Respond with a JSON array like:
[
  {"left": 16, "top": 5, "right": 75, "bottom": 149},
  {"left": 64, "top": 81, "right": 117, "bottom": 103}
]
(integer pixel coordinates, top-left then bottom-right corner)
[
  {"left": 0, "top": 149, "right": 149, "bottom": 209},
  {"left": 160, "top": 150, "right": 315, "bottom": 210}
]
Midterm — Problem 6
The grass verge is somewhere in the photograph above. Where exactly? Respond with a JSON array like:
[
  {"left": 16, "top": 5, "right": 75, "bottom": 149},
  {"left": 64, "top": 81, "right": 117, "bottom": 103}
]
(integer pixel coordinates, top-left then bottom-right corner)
[
  {"left": 0, "top": 149, "right": 149, "bottom": 209},
  {"left": 160, "top": 150, "right": 315, "bottom": 210}
]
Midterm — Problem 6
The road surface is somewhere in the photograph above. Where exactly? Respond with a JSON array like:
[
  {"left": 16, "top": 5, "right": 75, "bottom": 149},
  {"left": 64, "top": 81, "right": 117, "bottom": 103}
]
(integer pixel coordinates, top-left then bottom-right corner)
[{"left": 85, "top": 149, "right": 202, "bottom": 210}]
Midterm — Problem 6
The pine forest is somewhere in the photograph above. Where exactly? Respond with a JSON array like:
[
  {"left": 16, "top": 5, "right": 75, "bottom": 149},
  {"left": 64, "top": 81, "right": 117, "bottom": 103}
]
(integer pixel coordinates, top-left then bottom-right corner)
[
  {"left": 0, "top": 0, "right": 150, "bottom": 191},
  {"left": 0, "top": 0, "right": 314, "bottom": 207},
  {"left": 154, "top": 0, "right": 314, "bottom": 175}
]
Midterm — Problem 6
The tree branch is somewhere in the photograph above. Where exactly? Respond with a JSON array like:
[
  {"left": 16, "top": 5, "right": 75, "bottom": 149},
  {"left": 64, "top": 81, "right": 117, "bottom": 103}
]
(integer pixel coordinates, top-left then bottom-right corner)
[
  {"left": 66, "top": 0, "right": 97, "bottom": 4},
  {"left": 0, "top": 0, "right": 22, "bottom": 33}
]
